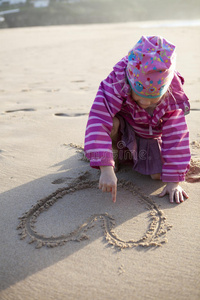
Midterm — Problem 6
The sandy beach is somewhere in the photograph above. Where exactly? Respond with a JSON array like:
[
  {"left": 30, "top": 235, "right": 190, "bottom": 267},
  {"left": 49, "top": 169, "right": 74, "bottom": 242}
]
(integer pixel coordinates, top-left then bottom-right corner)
[{"left": 0, "top": 21, "right": 200, "bottom": 300}]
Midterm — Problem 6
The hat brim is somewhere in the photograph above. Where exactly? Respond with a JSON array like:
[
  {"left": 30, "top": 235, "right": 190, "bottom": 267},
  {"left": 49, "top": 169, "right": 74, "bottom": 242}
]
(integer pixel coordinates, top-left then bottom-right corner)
[{"left": 126, "top": 69, "right": 173, "bottom": 99}]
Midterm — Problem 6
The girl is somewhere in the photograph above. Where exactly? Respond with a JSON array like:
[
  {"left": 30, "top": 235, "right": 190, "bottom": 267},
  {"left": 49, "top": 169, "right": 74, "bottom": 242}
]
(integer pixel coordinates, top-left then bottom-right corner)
[{"left": 84, "top": 35, "right": 191, "bottom": 204}]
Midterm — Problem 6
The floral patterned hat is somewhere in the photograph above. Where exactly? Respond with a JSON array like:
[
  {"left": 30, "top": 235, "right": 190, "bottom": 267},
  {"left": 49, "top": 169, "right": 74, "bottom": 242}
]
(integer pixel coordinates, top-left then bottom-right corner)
[{"left": 126, "top": 35, "right": 176, "bottom": 98}]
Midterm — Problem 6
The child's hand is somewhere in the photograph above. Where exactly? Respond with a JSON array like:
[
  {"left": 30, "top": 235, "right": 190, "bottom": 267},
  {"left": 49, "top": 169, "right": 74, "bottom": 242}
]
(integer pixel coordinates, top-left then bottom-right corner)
[
  {"left": 99, "top": 166, "right": 117, "bottom": 203},
  {"left": 159, "top": 182, "right": 189, "bottom": 204}
]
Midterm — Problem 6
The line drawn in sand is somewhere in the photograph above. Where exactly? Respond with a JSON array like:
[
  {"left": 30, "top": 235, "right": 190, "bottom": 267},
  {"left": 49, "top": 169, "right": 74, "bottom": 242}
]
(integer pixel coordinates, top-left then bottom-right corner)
[{"left": 17, "top": 173, "right": 172, "bottom": 250}]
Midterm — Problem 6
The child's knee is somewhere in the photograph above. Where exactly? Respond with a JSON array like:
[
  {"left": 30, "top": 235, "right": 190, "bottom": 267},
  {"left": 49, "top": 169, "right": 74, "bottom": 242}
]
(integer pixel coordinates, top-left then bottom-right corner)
[
  {"left": 111, "top": 117, "right": 120, "bottom": 139},
  {"left": 150, "top": 173, "right": 161, "bottom": 180}
]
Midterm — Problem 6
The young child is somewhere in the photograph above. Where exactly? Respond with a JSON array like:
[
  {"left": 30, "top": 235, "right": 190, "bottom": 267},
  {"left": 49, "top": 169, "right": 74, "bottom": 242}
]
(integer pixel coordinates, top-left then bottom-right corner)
[{"left": 84, "top": 35, "right": 191, "bottom": 204}]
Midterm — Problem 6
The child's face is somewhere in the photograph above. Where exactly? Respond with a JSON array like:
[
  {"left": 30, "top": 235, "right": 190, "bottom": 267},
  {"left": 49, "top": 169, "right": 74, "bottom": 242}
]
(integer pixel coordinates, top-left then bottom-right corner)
[{"left": 131, "top": 90, "right": 161, "bottom": 109}]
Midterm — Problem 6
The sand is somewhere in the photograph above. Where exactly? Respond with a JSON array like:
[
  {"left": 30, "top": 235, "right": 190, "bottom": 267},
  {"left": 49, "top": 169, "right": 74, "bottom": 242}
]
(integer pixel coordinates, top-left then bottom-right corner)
[
  {"left": 0, "top": 21, "right": 200, "bottom": 300},
  {"left": 17, "top": 172, "right": 172, "bottom": 249}
]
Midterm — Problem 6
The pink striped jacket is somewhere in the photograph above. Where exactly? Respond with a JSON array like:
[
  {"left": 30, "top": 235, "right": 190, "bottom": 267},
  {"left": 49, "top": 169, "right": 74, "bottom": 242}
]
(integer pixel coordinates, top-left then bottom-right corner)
[{"left": 84, "top": 56, "right": 191, "bottom": 182}]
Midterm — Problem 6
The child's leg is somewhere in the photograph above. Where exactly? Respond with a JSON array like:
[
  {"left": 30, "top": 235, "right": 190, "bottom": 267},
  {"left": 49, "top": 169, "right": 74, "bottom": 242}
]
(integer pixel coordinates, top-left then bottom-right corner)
[
  {"left": 151, "top": 173, "right": 161, "bottom": 180},
  {"left": 111, "top": 117, "right": 120, "bottom": 141},
  {"left": 111, "top": 117, "right": 120, "bottom": 171}
]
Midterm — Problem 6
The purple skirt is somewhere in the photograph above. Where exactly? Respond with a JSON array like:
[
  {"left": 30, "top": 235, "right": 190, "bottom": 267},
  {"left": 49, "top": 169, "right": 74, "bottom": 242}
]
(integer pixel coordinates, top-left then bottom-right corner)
[{"left": 116, "top": 115, "right": 163, "bottom": 175}]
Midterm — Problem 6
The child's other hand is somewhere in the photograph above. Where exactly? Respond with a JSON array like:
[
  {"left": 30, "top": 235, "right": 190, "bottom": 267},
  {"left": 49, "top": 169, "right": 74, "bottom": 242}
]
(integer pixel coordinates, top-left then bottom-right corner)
[
  {"left": 159, "top": 182, "right": 189, "bottom": 204},
  {"left": 99, "top": 166, "right": 117, "bottom": 203}
]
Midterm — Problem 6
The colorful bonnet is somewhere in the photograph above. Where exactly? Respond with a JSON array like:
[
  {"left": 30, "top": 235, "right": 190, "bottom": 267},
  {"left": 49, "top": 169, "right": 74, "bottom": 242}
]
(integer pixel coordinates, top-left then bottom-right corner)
[{"left": 126, "top": 36, "right": 176, "bottom": 98}]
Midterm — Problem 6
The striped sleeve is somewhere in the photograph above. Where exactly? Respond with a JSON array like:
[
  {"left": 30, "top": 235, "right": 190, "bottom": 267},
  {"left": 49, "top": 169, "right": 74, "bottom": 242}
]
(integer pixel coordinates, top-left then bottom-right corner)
[
  {"left": 161, "top": 109, "right": 191, "bottom": 182},
  {"left": 84, "top": 71, "right": 124, "bottom": 168}
]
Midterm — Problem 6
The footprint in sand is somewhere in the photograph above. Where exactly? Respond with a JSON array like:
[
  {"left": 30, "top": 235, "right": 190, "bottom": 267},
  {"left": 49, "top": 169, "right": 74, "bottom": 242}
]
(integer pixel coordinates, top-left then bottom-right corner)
[
  {"left": 21, "top": 89, "right": 32, "bottom": 92},
  {"left": 5, "top": 108, "right": 36, "bottom": 113},
  {"left": 17, "top": 171, "right": 172, "bottom": 250},
  {"left": 79, "top": 87, "right": 89, "bottom": 91},
  {"left": 54, "top": 113, "right": 88, "bottom": 117},
  {"left": 186, "top": 159, "right": 200, "bottom": 183},
  {"left": 191, "top": 140, "right": 200, "bottom": 149},
  {"left": 70, "top": 80, "right": 89, "bottom": 90},
  {"left": 46, "top": 89, "right": 60, "bottom": 93},
  {"left": 71, "top": 80, "right": 85, "bottom": 83}
]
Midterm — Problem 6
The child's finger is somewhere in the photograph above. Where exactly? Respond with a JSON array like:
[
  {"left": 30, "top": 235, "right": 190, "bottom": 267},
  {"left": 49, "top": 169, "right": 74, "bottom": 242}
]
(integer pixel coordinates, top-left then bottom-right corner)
[
  {"left": 179, "top": 192, "right": 184, "bottom": 202},
  {"left": 169, "top": 193, "right": 174, "bottom": 203},
  {"left": 158, "top": 188, "right": 167, "bottom": 197},
  {"left": 112, "top": 185, "right": 117, "bottom": 203},
  {"left": 101, "top": 185, "right": 108, "bottom": 192},
  {"left": 182, "top": 190, "right": 189, "bottom": 199},
  {"left": 106, "top": 186, "right": 112, "bottom": 192},
  {"left": 175, "top": 191, "right": 180, "bottom": 204}
]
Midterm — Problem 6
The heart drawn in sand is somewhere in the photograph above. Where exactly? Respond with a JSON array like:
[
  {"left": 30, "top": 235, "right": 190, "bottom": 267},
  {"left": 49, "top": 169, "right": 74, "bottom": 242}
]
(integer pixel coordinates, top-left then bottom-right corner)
[{"left": 17, "top": 174, "right": 172, "bottom": 250}]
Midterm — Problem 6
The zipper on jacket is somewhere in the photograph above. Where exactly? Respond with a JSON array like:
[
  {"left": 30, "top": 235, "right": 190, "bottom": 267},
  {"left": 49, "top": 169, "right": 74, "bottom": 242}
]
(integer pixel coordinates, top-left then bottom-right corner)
[{"left": 149, "top": 124, "right": 153, "bottom": 135}]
